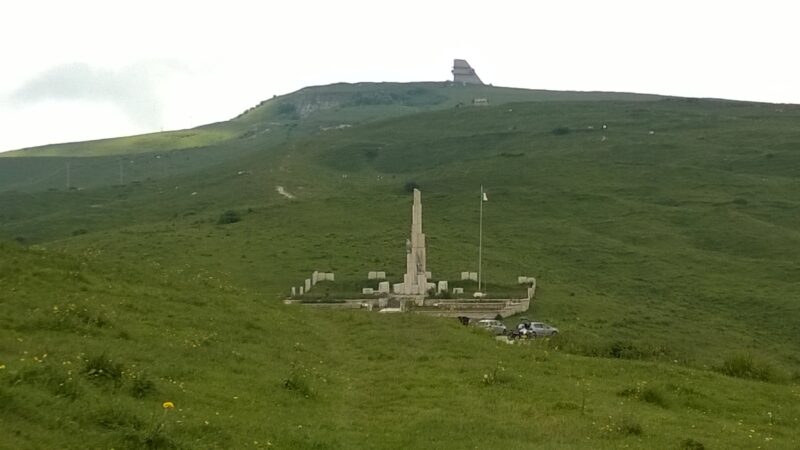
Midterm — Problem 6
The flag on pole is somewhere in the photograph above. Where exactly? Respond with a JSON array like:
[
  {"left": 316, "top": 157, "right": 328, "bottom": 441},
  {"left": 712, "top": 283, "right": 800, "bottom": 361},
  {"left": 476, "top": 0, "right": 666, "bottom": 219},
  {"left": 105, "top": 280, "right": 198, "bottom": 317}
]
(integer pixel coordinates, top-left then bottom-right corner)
[{"left": 482, "top": 192, "right": 488, "bottom": 202}]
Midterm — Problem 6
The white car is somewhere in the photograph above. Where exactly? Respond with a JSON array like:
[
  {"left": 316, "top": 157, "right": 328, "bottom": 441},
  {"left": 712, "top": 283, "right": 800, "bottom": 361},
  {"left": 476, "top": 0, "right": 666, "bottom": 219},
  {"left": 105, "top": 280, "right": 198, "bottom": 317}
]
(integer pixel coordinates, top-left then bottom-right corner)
[{"left": 475, "top": 319, "right": 507, "bottom": 336}]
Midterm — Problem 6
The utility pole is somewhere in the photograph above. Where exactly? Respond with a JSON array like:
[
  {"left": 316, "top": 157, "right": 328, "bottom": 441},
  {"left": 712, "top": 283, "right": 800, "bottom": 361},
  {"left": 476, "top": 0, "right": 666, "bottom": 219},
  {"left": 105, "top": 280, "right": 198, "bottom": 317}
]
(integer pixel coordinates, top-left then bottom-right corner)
[{"left": 66, "top": 161, "right": 71, "bottom": 190}]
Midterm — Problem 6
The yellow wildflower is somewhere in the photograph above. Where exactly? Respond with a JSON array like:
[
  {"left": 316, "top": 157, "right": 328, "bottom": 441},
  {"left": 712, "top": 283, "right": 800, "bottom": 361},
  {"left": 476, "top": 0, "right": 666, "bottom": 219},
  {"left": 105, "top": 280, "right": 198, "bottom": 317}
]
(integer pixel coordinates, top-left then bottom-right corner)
[{"left": 162, "top": 401, "right": 175, "bottom": 410}]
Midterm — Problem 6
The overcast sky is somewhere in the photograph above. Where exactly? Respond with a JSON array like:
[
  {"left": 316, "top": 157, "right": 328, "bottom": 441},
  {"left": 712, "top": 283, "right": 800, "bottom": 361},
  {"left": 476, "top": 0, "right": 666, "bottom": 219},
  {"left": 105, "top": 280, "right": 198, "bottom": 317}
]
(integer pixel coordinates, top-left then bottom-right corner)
[{"left": 2, "top": 0, "right": 799, "bottom": 153}]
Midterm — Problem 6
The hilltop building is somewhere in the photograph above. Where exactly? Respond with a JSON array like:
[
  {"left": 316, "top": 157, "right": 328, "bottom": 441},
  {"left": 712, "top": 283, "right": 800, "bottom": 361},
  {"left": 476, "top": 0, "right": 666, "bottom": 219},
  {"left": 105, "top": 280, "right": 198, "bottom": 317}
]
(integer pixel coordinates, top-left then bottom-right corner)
[{"left": 452, "top": 59, "right": 484, "bottom": 85}]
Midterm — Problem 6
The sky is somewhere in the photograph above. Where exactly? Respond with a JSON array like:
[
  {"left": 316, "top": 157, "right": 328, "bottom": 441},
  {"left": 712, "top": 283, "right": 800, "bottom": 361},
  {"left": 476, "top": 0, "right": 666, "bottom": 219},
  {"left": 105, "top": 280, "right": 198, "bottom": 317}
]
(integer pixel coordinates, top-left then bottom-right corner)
[{"left": 2, "top": 0, "right": 799, "bottom": 153}]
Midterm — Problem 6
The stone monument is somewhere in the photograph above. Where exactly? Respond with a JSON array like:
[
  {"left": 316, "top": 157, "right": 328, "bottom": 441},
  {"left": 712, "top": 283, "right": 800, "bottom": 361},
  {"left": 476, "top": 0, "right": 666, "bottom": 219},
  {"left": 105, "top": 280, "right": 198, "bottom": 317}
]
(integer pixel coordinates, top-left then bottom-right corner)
[
  {"left": 452, "top": 59, "right": 484, "bottom": 85},
  {"left": 396, "top": 189, "right": 428, "bottom": 295}
]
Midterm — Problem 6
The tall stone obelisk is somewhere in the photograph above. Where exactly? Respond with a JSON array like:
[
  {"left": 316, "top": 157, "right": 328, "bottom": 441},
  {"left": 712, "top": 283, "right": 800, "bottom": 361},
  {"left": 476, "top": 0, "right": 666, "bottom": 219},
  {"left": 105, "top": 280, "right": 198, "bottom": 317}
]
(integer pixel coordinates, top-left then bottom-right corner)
[{"left": 401, "top": 189, "right": 428, "bottom": 295}]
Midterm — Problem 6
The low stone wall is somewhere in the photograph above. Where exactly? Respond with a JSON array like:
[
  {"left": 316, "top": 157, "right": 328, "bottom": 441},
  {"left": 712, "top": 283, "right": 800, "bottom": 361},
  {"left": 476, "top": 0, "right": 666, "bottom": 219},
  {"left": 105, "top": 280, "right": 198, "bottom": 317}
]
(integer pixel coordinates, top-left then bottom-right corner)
[
  {"left": 284, "top": 299, "right": 366, "bottom": 307},
  {"left": 285, "top": 296, "right": 530, "bottom": 318},
  {"left": 414, "top": 298, "right": 530, "bottom": 319}
]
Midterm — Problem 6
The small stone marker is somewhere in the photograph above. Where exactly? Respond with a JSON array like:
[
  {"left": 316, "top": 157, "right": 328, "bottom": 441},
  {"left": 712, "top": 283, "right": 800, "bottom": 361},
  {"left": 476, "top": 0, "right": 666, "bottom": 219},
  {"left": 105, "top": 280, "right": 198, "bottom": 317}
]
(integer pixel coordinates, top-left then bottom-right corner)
[
  {"left": 426, "top": 271, "right": 432, "bottom": 279},
  {"left": 469, "top": 272, "right": 478, "bottom": 281},
  {"left": 305, "top": 279, "right": 311, "bottom": 292},
  {"left": 393, "top": 283, "right": 404, "bottom": 293},
  {"left": 368, "top": 271, "right": 377, "bottom": 280},
  {"left": 426, "top": 282, "right": 436, "bottom": 292},
  {"left": 291, "top": 287, "right": 296, "bottom": 296},
  {"left": 376, "top": 271, "right": 386, "bottom": 279},
  {"left": 452, "top": 287, "right": 464, "bottom": 294},
  {"left": 461, "top": 272, "right": 469, "bottom": 280},
  {"left": 312, "top": 271, "right": 320, "bottom": 285},
  {"left": 299, "top": 286, "right": 304, "bottom": 295},
  {"left": 362, "top": 287, "right": 374, "bottom": 295},
  {"left": 378, "top": 281, "right": 390, "bottom": 293},
  {"left": 437, "top": 281, "right": 448, "bottom": 293},
  {"left": 325, "top": 273, "right": 334, "bottom": 281}
]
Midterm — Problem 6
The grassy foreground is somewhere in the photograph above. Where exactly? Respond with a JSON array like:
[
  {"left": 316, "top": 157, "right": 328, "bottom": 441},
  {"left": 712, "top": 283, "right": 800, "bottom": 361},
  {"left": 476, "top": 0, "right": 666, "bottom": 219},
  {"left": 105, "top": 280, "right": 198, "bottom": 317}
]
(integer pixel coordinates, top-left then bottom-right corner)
[{"left": 1, "top": 243, "right": 798, "bottom": 449}]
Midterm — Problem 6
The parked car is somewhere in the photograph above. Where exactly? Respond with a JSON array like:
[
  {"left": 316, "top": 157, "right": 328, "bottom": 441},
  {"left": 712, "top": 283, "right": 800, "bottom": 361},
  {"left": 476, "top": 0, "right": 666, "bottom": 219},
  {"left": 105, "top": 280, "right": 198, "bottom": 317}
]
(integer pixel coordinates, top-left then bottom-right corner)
[
  {"left": 512, "top": 319, "right": 559, "bottom": 338},
  {"left": 475, "top": 319, "right": 507, "bottom": 336},
  {"left": 528, "top": 321, "right": 559, "bottom": 337}
]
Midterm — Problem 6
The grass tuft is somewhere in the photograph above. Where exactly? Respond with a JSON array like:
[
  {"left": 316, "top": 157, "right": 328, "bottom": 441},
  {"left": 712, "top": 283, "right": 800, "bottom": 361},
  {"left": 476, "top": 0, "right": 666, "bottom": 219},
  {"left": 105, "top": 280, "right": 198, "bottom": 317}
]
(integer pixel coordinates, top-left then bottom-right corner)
[
  {"left": 82, "top": 353, "right": 124, "bottom": 386},
  {"left": 715, "top": 353, "right": 780, "bottom": 383},
  {"left": 679, "top": 438, "right": 706, "bottom": 450}
]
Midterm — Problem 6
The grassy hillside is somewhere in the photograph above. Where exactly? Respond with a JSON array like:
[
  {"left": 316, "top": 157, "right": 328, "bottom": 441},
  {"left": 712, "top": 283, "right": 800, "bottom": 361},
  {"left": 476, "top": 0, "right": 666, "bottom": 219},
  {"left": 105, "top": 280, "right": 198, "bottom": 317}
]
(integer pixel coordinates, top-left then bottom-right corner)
[
  {"left": 2, "top": 243, "right": 798, "bottom": 449},
  {"left": 0, "top": 82, "right": 664, "bottom": 193},
  {"left": 1, "top": 83, "right": 799, "bottom": 448}
]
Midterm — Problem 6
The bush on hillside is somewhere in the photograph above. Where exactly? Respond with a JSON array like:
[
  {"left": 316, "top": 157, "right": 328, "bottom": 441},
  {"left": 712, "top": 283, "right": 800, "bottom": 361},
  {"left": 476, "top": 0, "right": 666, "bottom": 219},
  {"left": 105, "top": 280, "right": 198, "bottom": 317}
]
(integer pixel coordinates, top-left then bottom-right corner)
[
  {"left": 217, "top": 210, "right": 241, "bottom": 225},
  {"left": 715, "top": 353, "right": 779, "bottom": 382},
  {"left": 403, "top": 181, "right": 420, "bottom": 193},
  {"left": 680, "top": 439, "right": 706, "bottom": 450},
  {"left": 277, "top": 102, "right": 297, "bottom": 116}
]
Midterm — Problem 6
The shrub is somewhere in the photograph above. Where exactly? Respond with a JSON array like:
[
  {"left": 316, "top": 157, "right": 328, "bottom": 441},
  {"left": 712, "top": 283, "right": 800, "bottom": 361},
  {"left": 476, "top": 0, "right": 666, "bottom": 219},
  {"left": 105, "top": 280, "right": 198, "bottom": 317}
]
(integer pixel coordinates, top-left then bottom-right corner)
[
  {"left": 620, "top": 416, "right": 643, "bottom": 435},
  {"left": 217, "top": 210, "right": 241, "bottom": 225},
  {"left": 715, "top": 353, "right": 778, "bottom": 382},
  {"left": 82, "top": 353, "right": 124, "bottom": 385},
  {"left": 679, "top": 438, "right": 706, "bottom": 450},
  {"left": 618, "top": 383, "right": 668, "bottom": 408},
  {"left": 283, "top": 364, "right": 315, "bottom": 398},
  {"left": 277, "top": 102, "right": 297, "bottom": 116},
  {"left": 481, "top": 363, "right": 513, "bottom": 386},
  {"left": 129, "top": 371, "right": 156, "bottom": 398},
  {"left": 403, "top": 180, "right": 420, "bottom": 193}
]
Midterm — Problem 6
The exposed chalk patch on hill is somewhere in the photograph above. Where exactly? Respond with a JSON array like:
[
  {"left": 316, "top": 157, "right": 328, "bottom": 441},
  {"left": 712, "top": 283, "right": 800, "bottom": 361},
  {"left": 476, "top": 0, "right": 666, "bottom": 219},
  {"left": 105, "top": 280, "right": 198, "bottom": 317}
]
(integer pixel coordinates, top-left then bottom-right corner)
[{"left": 276, "top": 186, "right": 295, "bottom": 199}]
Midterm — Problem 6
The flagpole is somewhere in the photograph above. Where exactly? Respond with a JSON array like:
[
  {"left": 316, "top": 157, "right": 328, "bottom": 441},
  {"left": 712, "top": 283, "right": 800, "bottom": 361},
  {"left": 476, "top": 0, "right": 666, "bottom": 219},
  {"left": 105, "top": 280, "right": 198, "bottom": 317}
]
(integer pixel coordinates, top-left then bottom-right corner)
[{"left": 478, "top": 185, "right": 483, "bottom": 293}]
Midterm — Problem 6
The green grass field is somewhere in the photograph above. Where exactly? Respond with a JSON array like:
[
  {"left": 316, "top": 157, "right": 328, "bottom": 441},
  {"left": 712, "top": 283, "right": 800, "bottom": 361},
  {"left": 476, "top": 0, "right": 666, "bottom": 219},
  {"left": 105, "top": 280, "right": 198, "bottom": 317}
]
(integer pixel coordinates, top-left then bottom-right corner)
[{"left": 1, "top": 83, "right": 799, "bottom": 448}]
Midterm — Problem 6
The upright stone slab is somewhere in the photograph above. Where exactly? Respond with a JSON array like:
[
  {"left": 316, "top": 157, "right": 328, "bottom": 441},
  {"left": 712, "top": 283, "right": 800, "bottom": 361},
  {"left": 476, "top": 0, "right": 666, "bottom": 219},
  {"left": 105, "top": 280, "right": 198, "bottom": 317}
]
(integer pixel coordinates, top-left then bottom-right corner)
[
  {"left": 437, "top": 281, "right": 448, "bottom": 293},
  {"left": 368, "top": 271, "right": 377, "bottom": 280},
  {"left": 378, "top": 281, "right": 390, "bottom": 293},
  {"left": 376, "top": 271, "right": 386, "bottom": 279},
  {"left": 362, "top": 288, "right": 374, "bottom": 295},
  {"left": 312, "top": 271, "right": 320, "bottom": 285},
  {"left": 393, "top": 283, "right": 404, "bottom": 294},
  {"left": 469, "top": 272, "right": 478, "bottom": 281},
  {"left": 291, "top": 287, "right": 296, "bottom": 296},
  {"left": 461, "top": 272, "right": 470, "bottom": 280},
  {"left": 325, "top": 273, "right": 334, "bottom": 281},
  {"left": 517, "top": 276, "right": 527, "bottom": 284},
  {"left": 299, "top": 286, "right": 304, "bottom": 295},
  {"left": 304, "top": 279, "right": 311, "bottom": 292},
  {"left": 452, "top": 287, "right": 464, "bottom": 294}
]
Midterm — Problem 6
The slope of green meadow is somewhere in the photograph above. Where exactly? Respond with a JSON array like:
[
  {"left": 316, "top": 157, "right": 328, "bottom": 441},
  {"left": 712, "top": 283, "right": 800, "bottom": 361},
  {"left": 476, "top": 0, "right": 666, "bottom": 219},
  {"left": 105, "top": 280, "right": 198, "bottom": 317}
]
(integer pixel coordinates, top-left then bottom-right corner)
[{"left": 1, "top": 83, "right": 799, "bottom": 448}]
